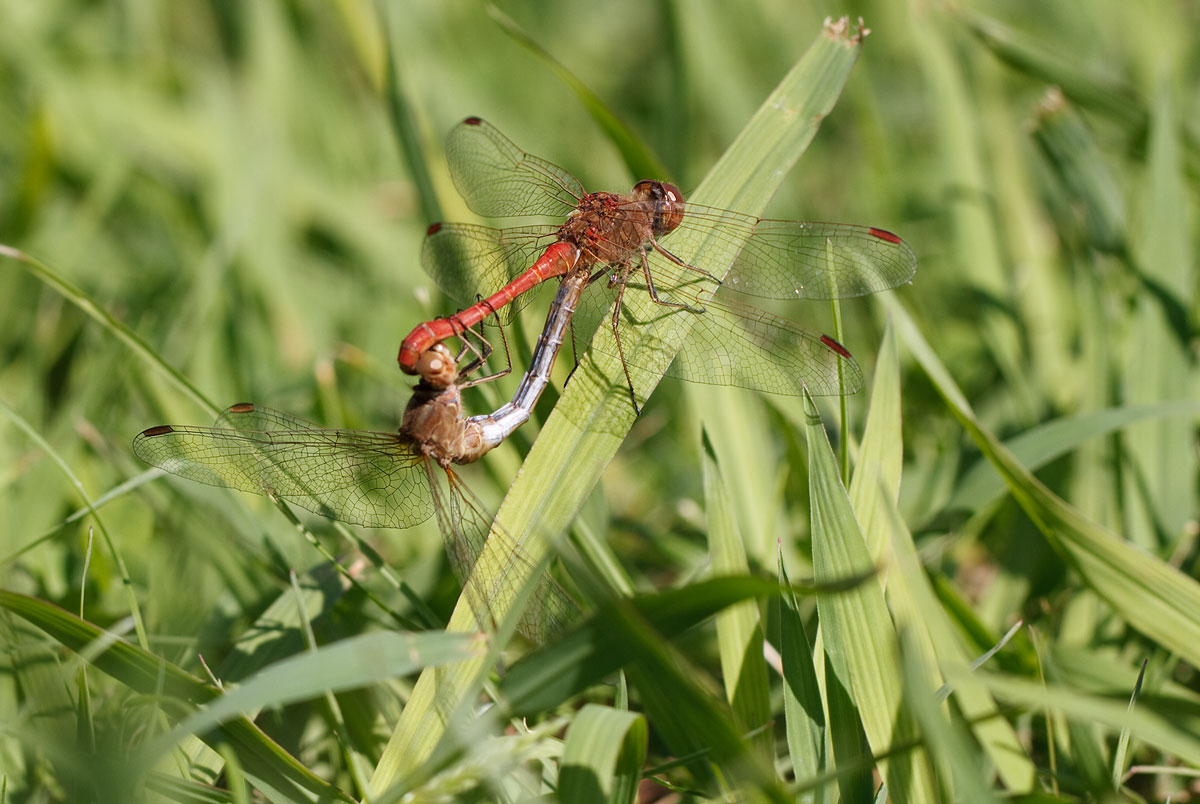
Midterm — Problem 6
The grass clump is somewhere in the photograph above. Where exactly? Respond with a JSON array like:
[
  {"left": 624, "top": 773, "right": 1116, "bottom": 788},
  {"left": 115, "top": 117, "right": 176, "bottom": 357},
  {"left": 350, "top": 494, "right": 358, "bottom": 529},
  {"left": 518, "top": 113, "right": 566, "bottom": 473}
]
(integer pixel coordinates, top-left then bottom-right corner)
[{"left": 2, "top": 3, "right": 1197, "bottom": 801}]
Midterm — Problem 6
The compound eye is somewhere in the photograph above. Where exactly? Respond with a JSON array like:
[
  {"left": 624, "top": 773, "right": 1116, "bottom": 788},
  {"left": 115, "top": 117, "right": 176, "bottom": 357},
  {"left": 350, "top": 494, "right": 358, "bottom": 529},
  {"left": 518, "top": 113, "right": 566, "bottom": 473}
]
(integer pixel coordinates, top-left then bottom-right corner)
[
  {"left": 414, "top": 343, "right": 458, "bottom": 389},
  {"left": 655, "top": 182, "right": 685, "bottom": 235}
]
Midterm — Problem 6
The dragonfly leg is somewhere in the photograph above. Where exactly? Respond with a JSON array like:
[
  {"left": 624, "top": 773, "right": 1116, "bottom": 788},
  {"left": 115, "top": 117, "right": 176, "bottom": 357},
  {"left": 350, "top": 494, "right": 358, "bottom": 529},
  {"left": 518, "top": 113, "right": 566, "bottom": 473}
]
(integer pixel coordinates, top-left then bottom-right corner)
[
  {"left": 650, "top": 237, "right": 721, "bottom": 285},
  {"left": 641, "top": 249, "right": 707, "bottom": 314},
  {"left": 440, "top": 314, "right": 489, "bottom": 374},
  {"left": 457, "top": 299, "right": 514, "bottom": 389},
  {"left": 609, "top": 279, "right": 642, "bottom": 416},
  {"left": 561, "top": 313, "right": 582, "bottom": 389}
]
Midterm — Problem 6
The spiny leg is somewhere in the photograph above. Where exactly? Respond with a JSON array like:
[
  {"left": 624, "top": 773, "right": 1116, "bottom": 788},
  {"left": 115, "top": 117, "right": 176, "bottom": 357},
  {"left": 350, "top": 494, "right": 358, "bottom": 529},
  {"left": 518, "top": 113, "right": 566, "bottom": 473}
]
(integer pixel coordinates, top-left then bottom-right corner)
[
  {"left": 456, "top": 300, "right": 513, "bottom": 389},
  {"left": 561, "top": 267, "right": 611, "bottom": 389},
  {"left": 650, "top": 236, "right": 721, "bottom": 285},
  {"left": 608, "top": 278, "right": 641, "bottom": 416},
  {"left": 640, "top": 248, "right": 707, "bottom": 314}
]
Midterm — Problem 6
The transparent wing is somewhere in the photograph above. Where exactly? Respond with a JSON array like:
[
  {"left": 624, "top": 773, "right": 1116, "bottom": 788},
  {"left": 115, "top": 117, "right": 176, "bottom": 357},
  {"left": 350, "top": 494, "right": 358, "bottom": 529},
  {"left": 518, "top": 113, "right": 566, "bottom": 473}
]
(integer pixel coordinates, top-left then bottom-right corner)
[
  {"left": 444, "top": 117, "right": 584, "bottom": 219},
  {"left": 671, "top": 206, "right": 918, "bottom": 300},
  {"left": 427, "top": 464, "right": 579, "bottom": 642},
  {"left": 421, "top": 223, "right": 559, "bottom": 321},
  {"left": 567, "top": 212, "right": 912, "bottom": 394},
  {"left": 578, "top": 280, "right": 863, "bottom": 397},
  {"left": 665, "top": 294, "right": 864, "bottom": 396},
  {"left": 136, "top": 404, "right": 579, "bottom": 641},
  {"left": 133, "top": 404, "right": 433, "bottom": 528},
  {"left": 446, "top": 119, "right": 917, "bottom": 299},
  {"left": 432, "top": 118, "right": 914, "bottom": 396}
]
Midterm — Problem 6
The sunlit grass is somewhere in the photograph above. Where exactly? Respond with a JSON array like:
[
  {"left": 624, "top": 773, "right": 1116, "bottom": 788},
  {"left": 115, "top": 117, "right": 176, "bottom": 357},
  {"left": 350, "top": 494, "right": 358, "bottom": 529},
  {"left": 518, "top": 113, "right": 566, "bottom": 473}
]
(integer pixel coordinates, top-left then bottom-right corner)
[{"left": 2, "top": 1, "right": 1198, "bottom": 802}]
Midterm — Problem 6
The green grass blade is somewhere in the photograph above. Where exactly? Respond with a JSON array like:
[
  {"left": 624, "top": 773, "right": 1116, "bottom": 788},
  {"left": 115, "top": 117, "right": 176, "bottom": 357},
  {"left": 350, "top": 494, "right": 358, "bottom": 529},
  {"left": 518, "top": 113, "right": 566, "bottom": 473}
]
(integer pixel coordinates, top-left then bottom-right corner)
[
  {"left": 1122, "top": 92, "right": 1194, "bottom": 547},
  {"left": 823, "top": 655, "right": 875, "bottom": 803},
  {"left": 848, "top": 320, "right": 903, "bottom": 561},
  {"left": 1112, "top": 661, "right": 1147, "bottom": 790},
  {"left": 559, "top": 705, "right": 647, "bottom": 804},
  {"left": 0, "top": 245, "right": 217, "bottom": 417},
  {"left": 145, "top": 630, "right": 477, "bottom": 765},
  {"left": 0, "top": 589, "right": 351, "bottom": 803},
  {"left": 485, "top": 4, "right": 668, "bottom": 181},
  {"left": 960, "top": 10, "right": 1148, "bottom": 133},
  {"left": 703, "top": 433, "right": 772, "bottom": 767},
  {"left": 891, "top": 298, "right": 1200, "bottom": 669},
  {"left": 806, "top": 390, "right": 938, "bottom": 802},
  {"left": 778, "top": 554, "right": 829, "bottom": 804},
  {"left": 947, "top": 401, "right": 1200, "bottom": 513},
  {"left": 900, "top": 630, "right": 1003, "bottom": 804},
  {"left": 694, "top": 392, "right": 779, "bottom": 567},
  {"left": 881, "top": 473, "right": 1037, "bottom": 792},
  {"left": 371, "top": 18, "right": 872, "bottom": 788}
]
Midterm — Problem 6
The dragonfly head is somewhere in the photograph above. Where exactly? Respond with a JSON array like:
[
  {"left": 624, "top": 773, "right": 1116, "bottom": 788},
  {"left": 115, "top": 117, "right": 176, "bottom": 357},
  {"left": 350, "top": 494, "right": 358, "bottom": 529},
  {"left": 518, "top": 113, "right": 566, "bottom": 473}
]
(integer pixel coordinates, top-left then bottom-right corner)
[
  {"left": 632, "top": 180, "right": 685, "bottom": 237},
  {"left": 413, "top": 343, "right": 460, "bottom": 390}
]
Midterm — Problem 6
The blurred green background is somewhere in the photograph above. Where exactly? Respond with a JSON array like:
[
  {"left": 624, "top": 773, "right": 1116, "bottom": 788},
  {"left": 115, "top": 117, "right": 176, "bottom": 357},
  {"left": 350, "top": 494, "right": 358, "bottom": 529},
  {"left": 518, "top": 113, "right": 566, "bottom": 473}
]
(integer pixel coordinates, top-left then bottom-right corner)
[{"left": 2, "top": 0, "right": 1197, "bottom": 801}]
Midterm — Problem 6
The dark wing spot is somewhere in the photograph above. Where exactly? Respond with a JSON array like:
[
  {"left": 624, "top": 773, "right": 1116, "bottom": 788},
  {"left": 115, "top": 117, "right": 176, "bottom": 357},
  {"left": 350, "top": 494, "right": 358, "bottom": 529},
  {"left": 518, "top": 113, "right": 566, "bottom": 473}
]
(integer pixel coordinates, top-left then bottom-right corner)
[
  {"left": 868, "top": 227, "right": 903, "bottom": 245},
  {"left": 820, "top": 334, "right": 852, "bottom": 359}
]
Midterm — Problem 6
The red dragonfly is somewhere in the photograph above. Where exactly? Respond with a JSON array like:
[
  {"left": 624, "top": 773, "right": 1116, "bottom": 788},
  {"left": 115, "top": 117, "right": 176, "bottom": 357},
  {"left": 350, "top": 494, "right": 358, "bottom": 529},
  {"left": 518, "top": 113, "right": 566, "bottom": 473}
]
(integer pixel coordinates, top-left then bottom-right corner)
[
  {"left": 398, "top": 117, "right": 916, "bottom": 402},
  {"left": 133, "top": 344, "right": 576, "bottom": 642}
]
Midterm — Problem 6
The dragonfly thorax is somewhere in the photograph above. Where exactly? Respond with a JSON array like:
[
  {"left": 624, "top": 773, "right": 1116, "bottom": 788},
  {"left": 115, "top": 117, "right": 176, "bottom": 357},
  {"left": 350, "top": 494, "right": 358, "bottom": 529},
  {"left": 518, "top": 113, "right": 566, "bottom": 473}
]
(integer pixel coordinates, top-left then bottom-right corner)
[
  {"left": 399, "top": 382, "right": 489, "bottom": 467},
  {"left": 557, "top": 185, "right": 681, "bottom": 268}
]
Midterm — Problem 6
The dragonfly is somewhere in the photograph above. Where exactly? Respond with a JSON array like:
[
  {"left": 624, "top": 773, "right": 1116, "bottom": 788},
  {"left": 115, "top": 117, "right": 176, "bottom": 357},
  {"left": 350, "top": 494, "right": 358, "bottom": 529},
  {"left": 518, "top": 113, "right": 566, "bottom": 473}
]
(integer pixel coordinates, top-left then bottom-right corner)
[
  {"left": 398, "top": 116, "right": 917, "bottom": 406},
  {"left": 133, "top": 342, "right": 578, "bottom": 642}
]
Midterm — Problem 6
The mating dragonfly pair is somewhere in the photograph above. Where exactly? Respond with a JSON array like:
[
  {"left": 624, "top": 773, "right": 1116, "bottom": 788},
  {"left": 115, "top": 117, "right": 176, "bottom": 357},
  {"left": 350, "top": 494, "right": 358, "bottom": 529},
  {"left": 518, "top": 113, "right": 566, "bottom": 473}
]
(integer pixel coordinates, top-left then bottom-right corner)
[{"left": 134, "top": 118, "right": 917, "bottom": 640}]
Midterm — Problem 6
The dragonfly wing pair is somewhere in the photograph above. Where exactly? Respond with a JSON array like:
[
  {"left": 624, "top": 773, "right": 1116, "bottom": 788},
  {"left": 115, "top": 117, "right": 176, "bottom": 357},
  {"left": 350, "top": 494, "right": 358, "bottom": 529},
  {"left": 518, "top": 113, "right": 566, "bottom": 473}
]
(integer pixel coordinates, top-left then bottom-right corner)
[
  {"left": 421, "top": 117, "right": 917, "bottom": 399},
  {"left": 134, "top": 403, "right": 577, "bottom": 641}
]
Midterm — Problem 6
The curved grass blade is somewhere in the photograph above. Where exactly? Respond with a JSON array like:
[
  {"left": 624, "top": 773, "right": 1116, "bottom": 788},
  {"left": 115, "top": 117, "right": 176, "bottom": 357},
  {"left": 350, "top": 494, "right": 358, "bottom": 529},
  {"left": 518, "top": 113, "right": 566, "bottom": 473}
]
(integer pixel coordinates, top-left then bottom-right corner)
[
  {"left": 0, "top": 589, "right": 351, "bottom": 803},
  {"left": 371, "top": 19, "right": 874, "bottom": 788},
  {"left": 559, "top": 705, "right": 647, "bottom": 804},
  {"left": 805, "top": 388, "right": 938, "bottom": 802},
  {"left": 947, "top": 400, "right": 1200, "bottom": 513},
  {"left": 485, "top": 4, "right": 668, "bottom": 181},
  {"left": 0, "top": 244, "right": 216, "bottom": 416},
  {"left": 142, "top": 630, "right": 477, "bottom": 766},
  {"left": 703, "top": 433, "right": 772, "bottom": 766},
  {"left": 2, "top": 399, "right": 149, "bottom": 651},
  {"left": 891, "top": 296, "right": 1200, "bottom": 670}
]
